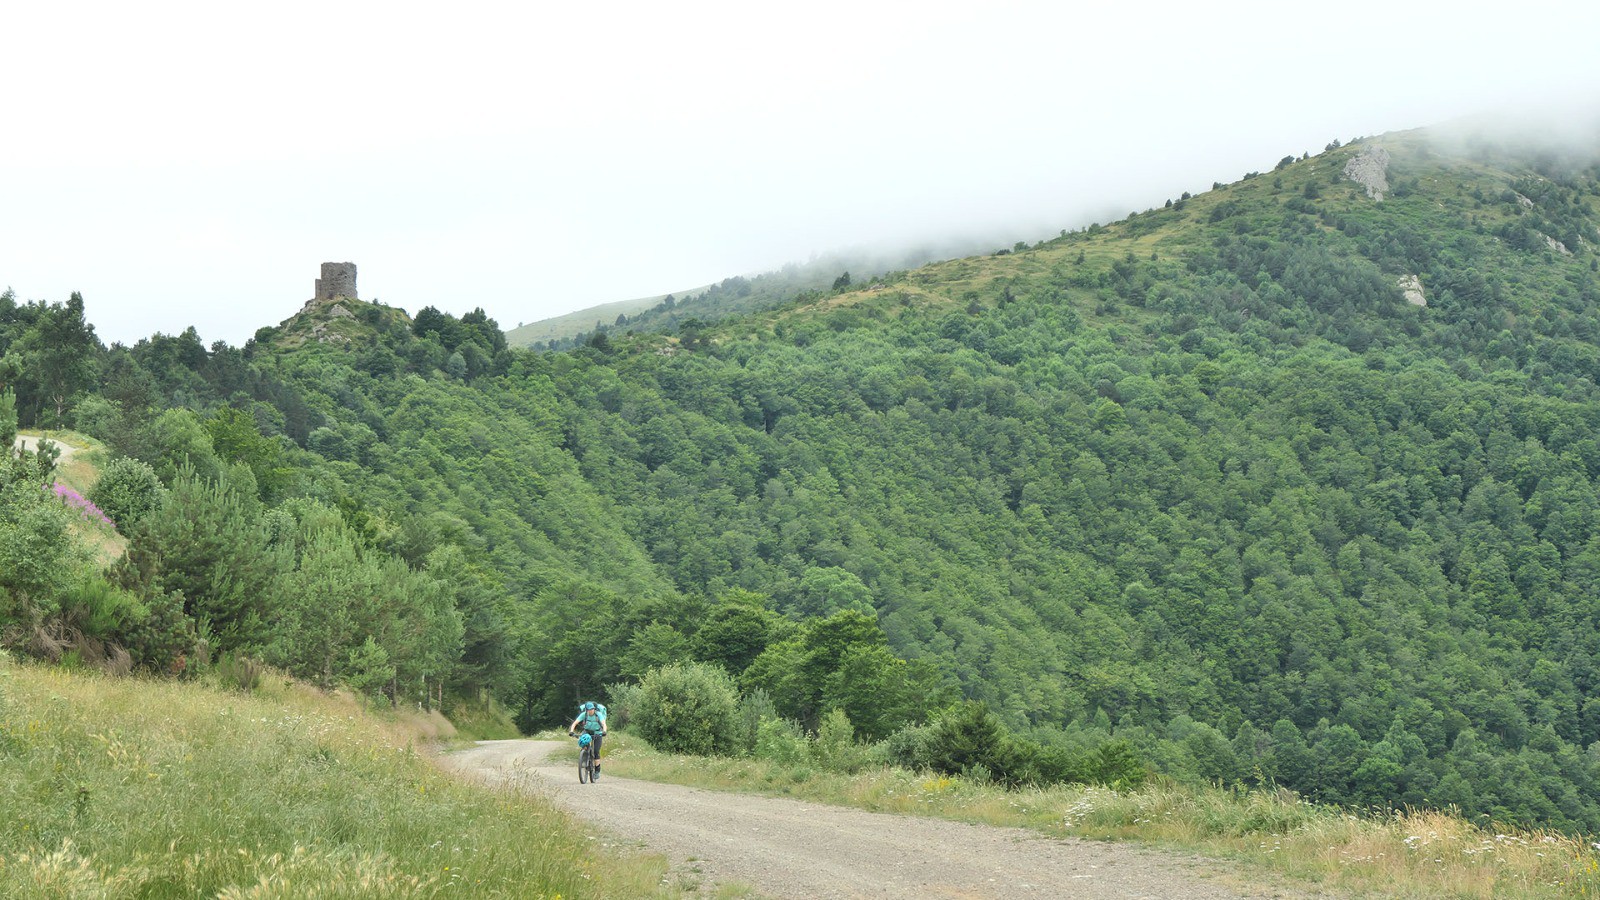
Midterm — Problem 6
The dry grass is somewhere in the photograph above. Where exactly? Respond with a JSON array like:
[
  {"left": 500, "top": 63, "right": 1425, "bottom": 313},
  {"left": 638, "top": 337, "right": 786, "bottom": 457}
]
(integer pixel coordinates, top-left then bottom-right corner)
[
  {"left": 602, "top": 734, "right": 1600, "bottom": 899},
  {"left": 0, "top": 656, "right": 682, "bottom": 898}
]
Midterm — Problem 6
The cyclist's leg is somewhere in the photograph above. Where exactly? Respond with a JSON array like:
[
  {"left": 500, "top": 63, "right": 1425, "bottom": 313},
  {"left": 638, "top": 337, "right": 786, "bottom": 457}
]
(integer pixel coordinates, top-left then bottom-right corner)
[{"left": 592, "top": 732, "right": 604, "bottom": 775}]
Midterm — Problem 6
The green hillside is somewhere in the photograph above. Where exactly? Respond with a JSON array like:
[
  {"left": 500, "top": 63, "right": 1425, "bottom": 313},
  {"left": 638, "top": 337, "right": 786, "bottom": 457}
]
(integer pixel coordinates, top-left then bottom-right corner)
[
  {"left": 504, "top": 290, "right": 698, "bottom": 349},
  {"left": 9, "top": 120, "right": 1600, "bottom": 833},
  {"left": 504, "top": 243, "right": 990, "bottom": 350}
]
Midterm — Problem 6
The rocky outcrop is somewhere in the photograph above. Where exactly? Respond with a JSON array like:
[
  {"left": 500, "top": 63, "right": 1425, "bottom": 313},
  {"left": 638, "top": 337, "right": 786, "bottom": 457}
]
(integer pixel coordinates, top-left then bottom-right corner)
[
  {"left": 1344, "top": 148, "right": 1391, "bottom": 200},
  {"left": 1398, "top": 274, "right": 1426, "bottom": 307}
]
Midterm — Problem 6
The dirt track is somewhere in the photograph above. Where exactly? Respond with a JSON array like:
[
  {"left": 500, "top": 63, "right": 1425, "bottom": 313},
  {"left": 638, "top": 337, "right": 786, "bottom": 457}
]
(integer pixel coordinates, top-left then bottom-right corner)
[
  {"left": 444, "top": 739, "right": 1334, "bottom": 899},
  {"left": 14, "top": 433, "right": 77, "bottom": 465}
]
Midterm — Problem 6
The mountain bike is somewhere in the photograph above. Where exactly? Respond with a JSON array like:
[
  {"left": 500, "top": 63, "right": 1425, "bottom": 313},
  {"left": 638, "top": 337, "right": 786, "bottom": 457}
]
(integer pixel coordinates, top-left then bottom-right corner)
[{"left": 572, "top": 731, "right": 600, "bottom": 783}]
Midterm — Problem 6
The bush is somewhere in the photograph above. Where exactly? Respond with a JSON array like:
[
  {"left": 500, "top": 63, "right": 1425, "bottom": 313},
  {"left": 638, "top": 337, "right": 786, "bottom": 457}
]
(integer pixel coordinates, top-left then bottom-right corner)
[
  {"left": 811, "top": 708, "right": 870, "bottom": 772},
  {"left": 121, "top": 588, "right": 194, "bottom": 673},
  {"left": 214, "top": 651, "right": 264, "bottom": 693},
  {"left": 631, "top": 662, "right": 740, "bottom": 756},
  {"left": 1085, "top": 739, "right": 1148, "bottom": 789},
  {"left": 603, "top": 681, "right": 642, "bottom": 730},
  {"left": 753, "top": 716, "right": 808, "bottom": 765},
  {"left": 918, "top": 701, "right": 1011, "bottom": 780},
  {"left": 60, "top": 574, "right": 148, "bottom": 643},
  {"left": 882, "top": 721, "right": 939, "bottom": 769},
  {"left": 89, "top": 457, "right": 166, "bottom": 531},
  {"left": 733, "top": 687, "right": 776, "bottom": 756},
  {"left": 345, "top": 637, "right": 395, "bottom": 703},
  {"left": 883, "top": 702, "right": 1148, "bottom": 789}
]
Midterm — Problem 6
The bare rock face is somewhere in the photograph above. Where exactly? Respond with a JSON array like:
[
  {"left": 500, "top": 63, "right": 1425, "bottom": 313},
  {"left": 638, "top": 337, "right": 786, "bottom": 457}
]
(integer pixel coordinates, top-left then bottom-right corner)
[
  {"left": 314, "top": 262, "right": 358, "bottom": 303},
  {"left": 1344, "top": 147, "right": 1391, "bottom": 200},
  {"left": 1398, "top": 274, "right": 1427, "bottom": 307}
]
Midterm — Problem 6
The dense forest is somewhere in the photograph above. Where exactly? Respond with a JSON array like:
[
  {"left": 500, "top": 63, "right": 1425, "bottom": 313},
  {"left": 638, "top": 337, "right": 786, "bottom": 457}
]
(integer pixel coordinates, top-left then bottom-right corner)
[{"left": 8, "top": 126, "right": 1600, "bottom": 830}]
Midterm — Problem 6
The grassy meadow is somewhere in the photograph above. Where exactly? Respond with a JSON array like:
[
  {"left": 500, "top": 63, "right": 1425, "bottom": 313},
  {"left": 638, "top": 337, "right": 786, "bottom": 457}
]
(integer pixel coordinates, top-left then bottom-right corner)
[
  {"left": 597, "top": 731, "right": 1600, "bottom": 899},
  {"left": 0, "top": 655, "right": 678, "bottom": 899}
]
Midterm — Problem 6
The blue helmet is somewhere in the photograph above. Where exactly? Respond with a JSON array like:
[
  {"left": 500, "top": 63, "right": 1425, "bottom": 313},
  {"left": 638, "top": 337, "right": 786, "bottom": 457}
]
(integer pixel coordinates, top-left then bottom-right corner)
[
  {"left": 578, "top": 732, "right": 592, "bottom": 747},
  {"left": 582, "top": 701, "right": 596, "bottom": 711}
]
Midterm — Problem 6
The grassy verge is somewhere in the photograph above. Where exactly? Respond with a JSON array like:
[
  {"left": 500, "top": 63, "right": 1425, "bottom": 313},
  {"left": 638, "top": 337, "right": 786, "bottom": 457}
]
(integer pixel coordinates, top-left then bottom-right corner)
[
  {"left": 444, "top": 696, "right": 522, "bottom": 745},
  {"left": 20, "top": 429, "right": 106, "bottom": 494},
  {"left": 17, "top": 428, "right": 126, "bottom": 564},
  {"left": 0, "top": 656, "right": 678, "bottom": 898},
  {"left": 599, "top": 732, "right": 1600, "bottom": 899}
]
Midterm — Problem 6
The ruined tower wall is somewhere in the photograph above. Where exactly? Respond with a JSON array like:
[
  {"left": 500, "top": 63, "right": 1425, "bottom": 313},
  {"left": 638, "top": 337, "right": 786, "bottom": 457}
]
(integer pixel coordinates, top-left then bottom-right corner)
[{"left": 314, "top": 262, "right": 358, "bottom": 302}]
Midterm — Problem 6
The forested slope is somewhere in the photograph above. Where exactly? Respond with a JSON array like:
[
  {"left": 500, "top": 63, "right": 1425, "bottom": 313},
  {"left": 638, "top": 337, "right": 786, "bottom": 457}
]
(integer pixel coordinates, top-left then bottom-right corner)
[{"left": 8, "top": 124, "right": 1600, "bottom": 831}]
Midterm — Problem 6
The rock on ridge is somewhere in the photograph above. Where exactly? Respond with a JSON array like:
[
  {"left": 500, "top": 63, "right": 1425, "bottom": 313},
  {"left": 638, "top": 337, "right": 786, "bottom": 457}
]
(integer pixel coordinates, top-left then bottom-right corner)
[{"left": 1344, "top": 147, "right": 1391, "bottom": 200}]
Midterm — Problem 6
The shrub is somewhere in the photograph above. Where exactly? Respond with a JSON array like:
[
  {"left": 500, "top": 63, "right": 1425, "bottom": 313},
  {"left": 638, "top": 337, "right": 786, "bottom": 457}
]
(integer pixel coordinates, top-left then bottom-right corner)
[
  {"left": 882, "top": 702, "right": 1147, "bottom": 789},
  {"left": 603, "top": 680, "right": 642, "bottom": 730},
  {"left": 214, "top": 651, "right": 264, "bottom": 693},
  {"left": 882, "top": 721, "right": 939, "bottom": 769},
  {"left": 345, "top": 637, "right": 394, "bottom": 702},
  {"left": 917, "top": 701, "right": 1010, "bottom": 780},
  {"left": 631, "top": 662, "right": 740, "bottom": 756},
  {"left": 60, "top": 574, "right": 148, "bottom": 643},
  {"left": 753, "top": 716, "right": 809, "bottom": 765},
  {"left": 88, "top": 457, "right": 166, "bottom": 531},
  {"left": 121, "top": 589, "right": 194, "bottom": 673},
  {"left": 811, "top": 708, "right": 870, "bottom": 772},
  {"left": 733, "top": 687, "right": 776, "bottom": 756},
  {"left": 1085, "top": 739, "right": 1148, "bottom": 789}
]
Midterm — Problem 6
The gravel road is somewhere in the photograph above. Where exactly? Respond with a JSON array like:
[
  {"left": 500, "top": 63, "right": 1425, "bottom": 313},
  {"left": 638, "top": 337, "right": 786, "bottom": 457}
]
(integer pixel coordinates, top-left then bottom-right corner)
[
  {"left": 445, "top": 739, "right": 1335, "bottom": 899},
  {"left": 14, "top": 433, "right": 76, "bottom": 465}
]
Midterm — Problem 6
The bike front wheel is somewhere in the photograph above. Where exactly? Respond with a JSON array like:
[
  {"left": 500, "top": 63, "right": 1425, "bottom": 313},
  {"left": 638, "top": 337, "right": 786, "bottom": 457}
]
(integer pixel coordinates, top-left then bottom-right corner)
[{"left": 579, "top": 746, "right": 593, "bottom": 783}]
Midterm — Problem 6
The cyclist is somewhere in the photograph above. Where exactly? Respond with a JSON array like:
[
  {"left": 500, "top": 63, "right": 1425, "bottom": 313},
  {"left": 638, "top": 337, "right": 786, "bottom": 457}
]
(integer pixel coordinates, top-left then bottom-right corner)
[{"left": 567, "top": 701, "right": 608, "bottom": 779}]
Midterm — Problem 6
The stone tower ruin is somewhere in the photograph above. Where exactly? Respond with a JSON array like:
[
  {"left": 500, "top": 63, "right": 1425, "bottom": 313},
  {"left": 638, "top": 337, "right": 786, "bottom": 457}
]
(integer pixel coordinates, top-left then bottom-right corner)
[{"left": 314, "top": 262, "right": 358, "bottom": 303}]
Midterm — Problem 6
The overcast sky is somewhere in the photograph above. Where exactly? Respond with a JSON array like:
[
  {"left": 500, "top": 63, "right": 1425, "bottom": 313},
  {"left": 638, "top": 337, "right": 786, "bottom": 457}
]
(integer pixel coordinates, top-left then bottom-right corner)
[{"left": 5, "top": 1, "right": 1599, "bottom": 347}]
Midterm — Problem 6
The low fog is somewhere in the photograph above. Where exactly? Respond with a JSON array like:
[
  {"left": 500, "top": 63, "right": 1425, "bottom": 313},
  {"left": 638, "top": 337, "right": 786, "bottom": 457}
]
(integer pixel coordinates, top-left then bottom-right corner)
[{"left": 4, "top": 2, "right": 1599, "bottom": 346}]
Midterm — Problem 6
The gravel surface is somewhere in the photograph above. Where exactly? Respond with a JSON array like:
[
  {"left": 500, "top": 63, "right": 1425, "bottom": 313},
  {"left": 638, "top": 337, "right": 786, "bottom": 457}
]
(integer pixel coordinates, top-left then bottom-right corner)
[
  {"left": 445, "top": 739, "right": 1338, "bottom": 899},
  {"left": 14, "top": 434, "right": 77, "bottom": 465}
]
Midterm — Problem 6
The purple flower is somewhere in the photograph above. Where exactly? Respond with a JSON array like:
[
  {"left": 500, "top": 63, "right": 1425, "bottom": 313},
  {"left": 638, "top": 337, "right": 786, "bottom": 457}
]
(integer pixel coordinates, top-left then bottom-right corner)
[{"left": 51, "top": 482, "right": 114, "bottom": 527}]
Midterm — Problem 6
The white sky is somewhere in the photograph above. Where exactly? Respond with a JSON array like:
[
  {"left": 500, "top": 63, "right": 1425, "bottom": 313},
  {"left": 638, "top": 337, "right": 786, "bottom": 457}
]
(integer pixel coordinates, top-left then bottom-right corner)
[{"left": 4, "top": 0, "right": 1599, "bottom": 346}]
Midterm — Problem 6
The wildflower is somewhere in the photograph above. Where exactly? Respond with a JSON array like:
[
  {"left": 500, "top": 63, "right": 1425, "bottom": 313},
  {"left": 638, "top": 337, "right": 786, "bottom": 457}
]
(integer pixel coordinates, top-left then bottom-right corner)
[{"left": 50, "top": 483, "right": 114, "bottom": 526}]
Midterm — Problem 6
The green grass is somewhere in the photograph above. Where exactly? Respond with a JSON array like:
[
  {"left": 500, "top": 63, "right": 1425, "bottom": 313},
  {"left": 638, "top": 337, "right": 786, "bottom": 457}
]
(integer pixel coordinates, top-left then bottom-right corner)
[
  {"left": 442, "top": 696, "right": 522, "bottom": 745},
  {"left": 601, "top": 732, "right": 1600, "bottom": 899},
  {"left": 0, "top": 656, "right": 679, "bottom": 898}
]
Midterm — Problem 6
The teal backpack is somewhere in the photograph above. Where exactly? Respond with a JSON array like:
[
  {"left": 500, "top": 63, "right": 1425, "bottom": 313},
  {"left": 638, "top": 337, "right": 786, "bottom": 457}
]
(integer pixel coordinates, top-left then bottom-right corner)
[{"left": 577, "top": 703, "right": 605, "bottom": 734}]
